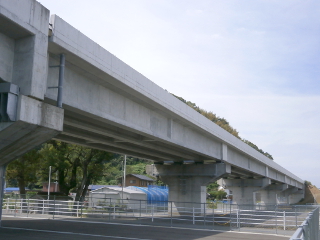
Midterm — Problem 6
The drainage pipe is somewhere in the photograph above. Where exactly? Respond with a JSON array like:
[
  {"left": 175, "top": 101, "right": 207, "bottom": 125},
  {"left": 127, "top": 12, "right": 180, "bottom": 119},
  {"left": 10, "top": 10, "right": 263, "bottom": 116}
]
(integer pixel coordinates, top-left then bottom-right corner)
[{"left": 57, "top": 54, "right": 65, "bottom": 108}]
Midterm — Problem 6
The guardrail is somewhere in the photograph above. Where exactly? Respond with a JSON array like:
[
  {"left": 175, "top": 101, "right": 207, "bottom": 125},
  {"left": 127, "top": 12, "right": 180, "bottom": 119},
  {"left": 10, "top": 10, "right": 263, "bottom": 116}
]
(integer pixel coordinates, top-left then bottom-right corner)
[
  {"left": 290, "top": 207, "right": 319, "bottom": 240},
  {"left": 2, "top": 196, "right": 318, "bottom": 236}
]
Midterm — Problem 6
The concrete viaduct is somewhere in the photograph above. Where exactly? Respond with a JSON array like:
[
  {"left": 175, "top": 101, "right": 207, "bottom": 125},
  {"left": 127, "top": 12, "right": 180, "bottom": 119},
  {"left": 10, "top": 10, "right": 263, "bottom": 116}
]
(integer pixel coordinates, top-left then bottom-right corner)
[{"left": 0, "top": 0, "right": 303, "bottom": 217}]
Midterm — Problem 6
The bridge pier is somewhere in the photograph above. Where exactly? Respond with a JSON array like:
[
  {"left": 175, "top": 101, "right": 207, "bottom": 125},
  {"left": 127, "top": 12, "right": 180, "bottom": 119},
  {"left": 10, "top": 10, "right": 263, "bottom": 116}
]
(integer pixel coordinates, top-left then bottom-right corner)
[
  {"left": 283, "top": 187, "right": 304, "bottom": 204},
  {"left": 0, "top": 85, "right": 64, "bottom": 223},
  {"left": 220, "top": 178, "right": 304, "bottom": 205},
  {"left": 156, "top": 163, "right": 231, "bottom": 213},
  {"left": 219, "top": 178, "right": 279, "bottom": 205}
]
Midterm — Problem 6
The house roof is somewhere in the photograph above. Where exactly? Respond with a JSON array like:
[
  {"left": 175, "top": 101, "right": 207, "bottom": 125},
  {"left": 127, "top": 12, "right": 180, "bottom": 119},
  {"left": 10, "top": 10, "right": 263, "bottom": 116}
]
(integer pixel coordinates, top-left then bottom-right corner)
[
  {"left": 5, "top": 187, "right": 28, "bottom": 192},
  {"left": 88, "top": 185, "right": 118, "bottom": 191},
  {"left": 129, "top": 174, "right": 155, "bottom": 181},
  {"left": 90, "top": 186, "right": 144, "bottom": 194}
]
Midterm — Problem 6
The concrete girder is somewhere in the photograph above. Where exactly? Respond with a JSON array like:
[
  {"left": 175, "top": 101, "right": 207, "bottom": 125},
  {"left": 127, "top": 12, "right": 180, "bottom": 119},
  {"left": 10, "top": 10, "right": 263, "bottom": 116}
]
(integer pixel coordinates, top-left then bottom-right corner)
[
  {"left": 61, "top": 119, "right": 200, "bottom": 160},
  {"left": 284, "top": 187, "right": 301, "bottom": 195},
  {"left": 55, "top": 134, "right": 166, "bottom": 162},
  {"left": 264, "top": 183, "right": 289, "bottom": 192},
  {"left": 58, "top": 129, "right": 181, "bottom": 161},
  {"left": 220, "top": 178, "right": 271, "bottom": 188}
]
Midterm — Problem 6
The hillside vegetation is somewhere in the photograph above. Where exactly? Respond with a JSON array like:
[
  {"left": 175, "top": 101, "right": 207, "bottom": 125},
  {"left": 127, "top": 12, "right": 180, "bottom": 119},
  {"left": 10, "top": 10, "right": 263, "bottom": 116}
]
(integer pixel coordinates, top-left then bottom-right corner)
[{"left": 172, "top": 94, "right": 273, "bottom": 160}]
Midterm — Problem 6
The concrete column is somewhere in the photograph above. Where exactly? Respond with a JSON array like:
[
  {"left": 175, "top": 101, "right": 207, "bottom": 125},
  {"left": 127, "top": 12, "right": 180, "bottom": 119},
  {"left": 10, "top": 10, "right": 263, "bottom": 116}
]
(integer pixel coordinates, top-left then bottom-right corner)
[
  {"left": 282, "top": 187, "right": 304, "bottom": 204},
  {"left": 156, "top": 163, "right": 231, "bottom": 213},
  {"left": 0, "top": 164, "right": 6, "bottom": 226},
  {"left": 219, "top": 178, "right": 273, "bottom": 205},
  {"left": 261, "top": 183, "right": 303, "bottom": 205}
]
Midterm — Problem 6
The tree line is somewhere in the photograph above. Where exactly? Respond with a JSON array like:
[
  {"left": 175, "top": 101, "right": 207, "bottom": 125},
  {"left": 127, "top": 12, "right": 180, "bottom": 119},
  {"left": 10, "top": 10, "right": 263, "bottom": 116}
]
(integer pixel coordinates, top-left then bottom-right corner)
[
  {"left": 172, "top": 94, "right": 273, "bottom": 160},
  {"left": 6, "top": 140, "right": 152, "bottom": 201}
]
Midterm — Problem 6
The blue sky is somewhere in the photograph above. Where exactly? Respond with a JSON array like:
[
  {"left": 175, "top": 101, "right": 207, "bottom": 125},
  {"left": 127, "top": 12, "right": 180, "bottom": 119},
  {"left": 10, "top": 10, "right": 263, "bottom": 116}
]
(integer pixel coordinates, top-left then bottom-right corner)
[{"left": 38, "top": 0, "right": 320, "bottom": 187}]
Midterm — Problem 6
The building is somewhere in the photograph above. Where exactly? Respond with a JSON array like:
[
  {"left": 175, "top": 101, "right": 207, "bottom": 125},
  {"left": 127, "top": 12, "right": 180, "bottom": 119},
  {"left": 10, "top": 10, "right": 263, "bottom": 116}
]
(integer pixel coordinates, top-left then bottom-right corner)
[
  {"left": 88, "top": 185, "right": 168, "bottom": 209},
  {"left": 88, "top": 186, "right": 146, "bottom": 209},
  {"left": 120, "top": 174, "right": 155, "bottom": 187},
  {"left": 4, "top": 187, "right": 28, "bottom": 194},
  {"left": 42, "top": 182, "right": 60, "bottom": 193}
]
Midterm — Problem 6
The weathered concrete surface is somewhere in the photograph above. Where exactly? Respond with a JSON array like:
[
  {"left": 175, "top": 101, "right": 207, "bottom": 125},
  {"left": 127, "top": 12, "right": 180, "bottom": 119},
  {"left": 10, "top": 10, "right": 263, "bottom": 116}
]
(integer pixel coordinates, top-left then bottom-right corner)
[
  {"left": 0, "top": 0, "right": 50, "bottom": 100},
  {"left": 0, "top": 1, "right": 63, "bottom": 166},
  {"left": 0, "top": 95, "right": 64, "bottom": 165}
]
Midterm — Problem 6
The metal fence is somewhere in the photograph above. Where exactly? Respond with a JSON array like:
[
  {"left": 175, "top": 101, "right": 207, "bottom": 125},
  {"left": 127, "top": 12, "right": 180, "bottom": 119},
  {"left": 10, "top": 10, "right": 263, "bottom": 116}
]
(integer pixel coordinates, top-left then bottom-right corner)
[
  {"left": 290, "top": 207, "right": 319, "bottom": 240},
  {"left": 2, "top": 196, "right": 318, "bottom": 236}
]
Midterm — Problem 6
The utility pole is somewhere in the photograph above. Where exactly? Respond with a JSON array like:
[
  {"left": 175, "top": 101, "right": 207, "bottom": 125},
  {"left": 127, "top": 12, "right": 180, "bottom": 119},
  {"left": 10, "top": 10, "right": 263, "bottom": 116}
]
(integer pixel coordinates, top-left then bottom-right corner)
[
  {"left": 123, "top": 155, "right": 127, "bottom": 188},
  {"left": 48, "top": 166, "right": 52, "bottom": 200},
  {"left": 121, "top": 155, "right": 127, "bottom": 203}
]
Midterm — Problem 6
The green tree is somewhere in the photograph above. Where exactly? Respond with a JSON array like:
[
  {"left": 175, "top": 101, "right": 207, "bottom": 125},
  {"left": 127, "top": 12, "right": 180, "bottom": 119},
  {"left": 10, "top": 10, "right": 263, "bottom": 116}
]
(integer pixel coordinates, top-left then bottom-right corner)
[
  {"left": 207, "top": 182, "right": 220, "bottom": 192},
  {"left": 40, "top": 141, "right": 112, "bottom": 201},
  {"left": 97, "top": 155, "right": 152, "bottom": 185},
  {"left": 208, "top": 190, "right": 227, "bottom": 200},
  {"left": 6, "top": 149, "right": 41, "bottom": 196},
  {"left": 304, "top": 181, "right": 312, "bottom": 186},
  {"left": 242, "top": 139, "right": 273, "bottom": 160}
]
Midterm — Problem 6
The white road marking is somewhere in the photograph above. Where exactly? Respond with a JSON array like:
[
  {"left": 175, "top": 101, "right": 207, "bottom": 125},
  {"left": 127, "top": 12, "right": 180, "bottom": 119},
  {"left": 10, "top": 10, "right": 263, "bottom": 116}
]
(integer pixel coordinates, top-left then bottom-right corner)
[{"left": 2, "top": 226, "right": 153, "bottom": 240}]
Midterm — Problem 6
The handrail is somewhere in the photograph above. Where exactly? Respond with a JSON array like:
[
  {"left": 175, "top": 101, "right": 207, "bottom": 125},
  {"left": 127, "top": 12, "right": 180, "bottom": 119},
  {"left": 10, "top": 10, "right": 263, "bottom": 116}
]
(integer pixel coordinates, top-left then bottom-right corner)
[{"left": 290, "top": 207, "right": 319, "bottom": 240}]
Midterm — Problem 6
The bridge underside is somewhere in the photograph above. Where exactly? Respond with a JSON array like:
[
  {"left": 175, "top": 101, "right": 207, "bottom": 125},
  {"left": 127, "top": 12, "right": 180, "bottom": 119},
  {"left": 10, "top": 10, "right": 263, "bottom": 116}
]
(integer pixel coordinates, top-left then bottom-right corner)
[{"left": 53, "top": 106, "right": 294, "bottom": 189}]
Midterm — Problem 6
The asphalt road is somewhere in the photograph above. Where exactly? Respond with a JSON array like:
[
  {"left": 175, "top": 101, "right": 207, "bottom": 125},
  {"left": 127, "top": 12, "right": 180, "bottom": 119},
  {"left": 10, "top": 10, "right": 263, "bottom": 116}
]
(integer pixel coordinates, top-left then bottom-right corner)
[{"left": 0, "top": 217, "right": 289, "bottom": 240}]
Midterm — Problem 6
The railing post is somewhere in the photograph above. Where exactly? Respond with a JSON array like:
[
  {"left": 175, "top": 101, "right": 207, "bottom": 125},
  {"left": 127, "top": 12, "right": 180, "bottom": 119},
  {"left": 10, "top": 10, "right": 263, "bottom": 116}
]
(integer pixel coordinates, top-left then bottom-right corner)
[
  {"left": 53, "top": 195, "right": 56, "bottom": 220},
  {"left": 76, "top": 201, "right": 79, "bottom": 217},
  {"left": 237, "top": 209, "right": 239, "bottom": 229},
  {"left": 113, "top": 204, "right": 115, "bottom": 219},
  {"left": 204, "top": 202, "right": 206, "bottom": 226},
  {"left": 20, "top": 198, "right": 22, "bottom": 214},
  {"left": 170, "top": 201, "right": 173, "bottom": 227},
  {"left": 152, "top": 205, "right": 154, "bottom": 222},
  {"left": 275, "top": 206, "right": 278, "bottom": 235},
  {"left": 26, "top": 196, "right": 29, "bottom": 217},
  {"left": 283, "top": 211, "right": 286, "bottom": 231},
  {"left": 6, "top": 198, "right": 9, "bottom": 213},
  {"left": 80, "top": 200, "right": 83, "bottom": 218},
  {"left": 295, "top": 206, "right": 298, "bottom": 228},
  {"left": 303, "top": 223, "right": 308, "bottom": 240},
  {"left": 229, "top": 202, "right": 232, "bottom": 231},
  {"left": 213, "top": 205, "right": 215, "bottom": 229},
  {"left": 193, "top": 207, "right": 195, "bottom": 225},
  {"left": 14, "top": 197, "right": 17, "bottom": 217}
]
